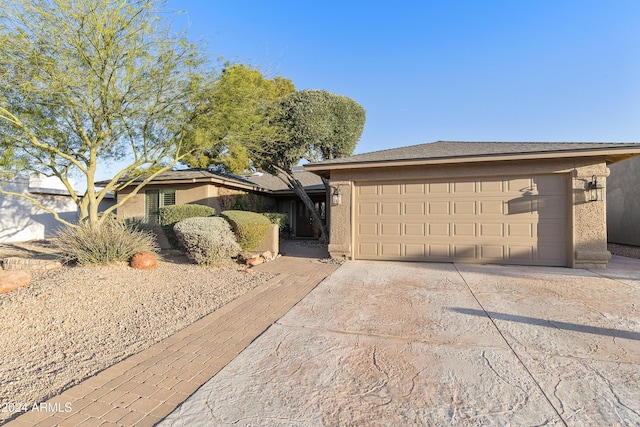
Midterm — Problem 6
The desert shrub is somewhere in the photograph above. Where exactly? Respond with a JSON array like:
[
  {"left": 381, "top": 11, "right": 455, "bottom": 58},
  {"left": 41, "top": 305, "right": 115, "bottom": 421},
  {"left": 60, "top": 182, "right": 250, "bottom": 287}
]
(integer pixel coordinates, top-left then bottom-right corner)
[
  {"left": 55, "top": 217, "right": 158, "bottom": 265},
  {"left": 261, "top": 213, "right": 287, "bottom": 231},
  {"left": 173, "top": 217, "right": 241, "bottom": 265},
  {"left": 220, "top": 210, "right": 271, "bottom": 251},
  {"left": 232, "top": 192, "right": 271, "bottom": 212},
  {"left": 159, "top": 204, "right": 216, "bottom": 248}
]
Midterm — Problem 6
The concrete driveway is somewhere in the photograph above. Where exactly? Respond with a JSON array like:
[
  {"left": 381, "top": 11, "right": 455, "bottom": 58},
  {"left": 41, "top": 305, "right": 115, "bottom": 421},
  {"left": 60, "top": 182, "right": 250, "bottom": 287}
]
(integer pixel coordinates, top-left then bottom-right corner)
[{"left": 160, "top": 256, "right": 640, "bottom": 426}]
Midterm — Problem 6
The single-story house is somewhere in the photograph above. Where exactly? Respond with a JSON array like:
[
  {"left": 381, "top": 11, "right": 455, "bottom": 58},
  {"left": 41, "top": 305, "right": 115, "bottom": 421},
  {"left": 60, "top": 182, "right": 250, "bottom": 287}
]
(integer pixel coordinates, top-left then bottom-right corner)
[
  {"left": 305, "top": 141, "right": 640, "bottom": 268},
  {"left": 607, "top": 156, "right": 640, "bottom": 246},
  {"left": 102, "top": 168, "right": 327, "bottom": 239}
]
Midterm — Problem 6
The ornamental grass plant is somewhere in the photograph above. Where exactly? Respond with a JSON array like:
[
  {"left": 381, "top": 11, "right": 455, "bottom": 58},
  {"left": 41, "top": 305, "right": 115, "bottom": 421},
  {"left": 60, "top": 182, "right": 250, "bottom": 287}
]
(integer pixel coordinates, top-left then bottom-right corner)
[{"left": 55, "top": 217, "right": 158, "bottom": 266}]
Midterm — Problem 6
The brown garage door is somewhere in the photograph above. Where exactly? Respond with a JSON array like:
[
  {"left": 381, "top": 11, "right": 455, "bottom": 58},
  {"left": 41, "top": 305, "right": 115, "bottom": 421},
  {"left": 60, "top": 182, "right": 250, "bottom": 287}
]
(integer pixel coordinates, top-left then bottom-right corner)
[{"left": 355, "top": 174, "right": 568, "bottom": 266}]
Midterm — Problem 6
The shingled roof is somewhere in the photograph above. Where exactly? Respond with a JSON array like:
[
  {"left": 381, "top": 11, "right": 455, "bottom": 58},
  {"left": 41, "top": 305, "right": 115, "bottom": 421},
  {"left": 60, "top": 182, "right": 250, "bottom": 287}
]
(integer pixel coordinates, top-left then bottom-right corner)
[
  {"left": 97, "top": 168, "right": 324, "bottom": 194},
  {"left": 305, "top": 141, "right": 640, "bottom": 176},
  {"left": 237, "top": 170, "right": 324, "bottom": 193}
]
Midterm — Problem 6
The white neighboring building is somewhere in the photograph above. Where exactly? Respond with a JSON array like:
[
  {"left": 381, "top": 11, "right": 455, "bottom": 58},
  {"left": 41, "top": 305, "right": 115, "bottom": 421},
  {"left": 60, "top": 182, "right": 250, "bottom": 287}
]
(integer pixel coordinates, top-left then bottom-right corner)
[{"left": 0, "top": 175, "right": 79, "bottom": 243}]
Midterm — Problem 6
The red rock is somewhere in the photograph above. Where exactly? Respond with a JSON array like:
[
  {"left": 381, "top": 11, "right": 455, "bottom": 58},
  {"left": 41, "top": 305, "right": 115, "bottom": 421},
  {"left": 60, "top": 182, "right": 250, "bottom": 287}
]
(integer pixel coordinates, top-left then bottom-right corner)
[
  {"left": 130, "top": 252, "right": 157, "bottom": 270},
  {"left": 0, "top": 271, "right": 32, "bottom": 294},
  {"left": 246, "top": 256, "right": 265, "bottom": 267}
]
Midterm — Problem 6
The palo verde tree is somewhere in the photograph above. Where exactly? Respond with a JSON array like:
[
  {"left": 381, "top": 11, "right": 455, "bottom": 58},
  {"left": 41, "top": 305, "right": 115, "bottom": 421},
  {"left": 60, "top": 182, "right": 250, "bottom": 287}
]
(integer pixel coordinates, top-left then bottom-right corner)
[
  {"left": 258, "top": 89, "right": 366, "bottom": 243},
  {"left": 0, "top": 0, "right": 216, "bottom": 227},
  {"left": 182, "top": 64, "right": 295, "bottom": 173}
]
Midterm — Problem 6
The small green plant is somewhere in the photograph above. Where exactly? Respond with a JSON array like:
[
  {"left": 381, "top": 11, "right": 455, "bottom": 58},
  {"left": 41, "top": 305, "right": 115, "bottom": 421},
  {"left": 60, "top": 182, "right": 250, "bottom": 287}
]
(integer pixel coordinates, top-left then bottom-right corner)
[
  {"left": 55, "top": 218, "right": 158, "bottom": 266},
  {"left": 220, "top": 210, "right": 271, "bottom": 251},
  {"left": 159, "top": 204, "right": 216, "bottom": 248},
  {"left": 173, "top": 217, "right": 241, "bottom": 265},
  {"left": 261, "top": 212, "right": 287, "bottom": 231}
]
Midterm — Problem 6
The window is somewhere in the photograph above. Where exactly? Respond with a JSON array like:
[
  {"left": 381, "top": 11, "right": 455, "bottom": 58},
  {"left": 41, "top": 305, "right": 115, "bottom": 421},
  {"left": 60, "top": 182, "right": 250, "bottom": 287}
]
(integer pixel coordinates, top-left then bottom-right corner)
[{"left": 145, "top": 189, "right": 176, "bottom": 223}]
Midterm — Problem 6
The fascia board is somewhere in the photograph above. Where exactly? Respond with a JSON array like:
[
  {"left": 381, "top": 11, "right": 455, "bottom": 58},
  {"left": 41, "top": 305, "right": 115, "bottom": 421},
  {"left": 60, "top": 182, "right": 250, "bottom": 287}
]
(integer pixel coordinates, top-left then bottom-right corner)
[{"left": 305, "top": 147, "right": 640, "bottom": 173}]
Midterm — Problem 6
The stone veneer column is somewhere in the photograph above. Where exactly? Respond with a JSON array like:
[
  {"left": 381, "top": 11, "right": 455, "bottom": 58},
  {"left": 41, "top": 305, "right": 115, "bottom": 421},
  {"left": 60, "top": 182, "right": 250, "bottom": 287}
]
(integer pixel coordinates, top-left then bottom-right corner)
[
  {"left": 327, "top": 177, "right": 352, "bottom": 260},
  {"left": 572, "top": 163, "right": 611, "bottom": 268}
]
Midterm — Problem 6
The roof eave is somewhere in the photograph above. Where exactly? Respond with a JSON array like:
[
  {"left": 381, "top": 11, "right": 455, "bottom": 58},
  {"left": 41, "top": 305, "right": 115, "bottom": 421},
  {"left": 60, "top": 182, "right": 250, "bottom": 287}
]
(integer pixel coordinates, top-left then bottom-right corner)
[
  {"left": 110, "top": 176, "right": 272, "bottom": 194},
  {"left": 305, "top": 148, "right": 640, "bottom": 177}
]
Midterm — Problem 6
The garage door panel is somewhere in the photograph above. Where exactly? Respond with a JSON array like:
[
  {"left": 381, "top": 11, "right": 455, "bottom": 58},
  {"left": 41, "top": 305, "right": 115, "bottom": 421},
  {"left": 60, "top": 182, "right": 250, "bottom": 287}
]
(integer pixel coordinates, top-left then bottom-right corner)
[
  {"left": 507, "top": 223, "right": 533, "bottom": 238},
  {"left": 429, "top": 245, "right": 450, "bottom": 258},
  {"left": 454, "top": 245, "right": 477, "bottom": 258},
  {"left": 538, "top": 245, "right": 566, "bottom": 261},
  {"left": 358, "top": 242, "right": 378, "bottom": 256},
  {"left": 404, "top": 223, "right": 425, "bottom": 236},
  {"left": 381, "top": 243, "right": 401, "bottom": 256},
  {"left": 428, "top": 223, "right": 450, "bottom": 236},
  {"left": 428, "top": 182, "right": 450, "bottom": 194},
  {"left": 479, "top": 200, "right": 504, "bottom": 215},
  {"left": 480, "top": 180, "right": 503, "bottom": 192},
  {"left": 453, "top": 201, "right": 476, "bottom": 214},
  {"left": 381, "top": 223, "right": 401, "bottom": 236},
  {"left": 355, "top": 174, "right": 568, "bottom": 266},
  {"left": 428, "top": 201, "right": 450, "bottom": 214},
  {"left": 358, "top": 184, "right": 378, "bottom": 196},
  {"left": 359, "top": 223, "right": 378, "bottom": 236},
  {"left": 480, "top": 223, "right": 504, "bottom": 237},
  {"left": 404, "top": 202, "right": 425, "bottom": 215},
  {"left": 506, "top": 198, "right": 535, "bottom": 215},
  {"left": 404, "top": 183, "right": 425, "bottom": 194},
  {"left": 537, "top": 221, "right": 565, "bottom": 239},
  {"left": 453, "top": 181, "right": 476, "bottom": 193},
  {"left": 359, "top": 203, "right": 378, "bottom": 215},
  {"left": 535, "top": 175, "right": 566, "bottom": 195},
  {"left": 381, "top": 184, "right": 401, "bottom": 195},
  {"left": 480, "top": 245, "right": 504, "bottom": 259},
  {"left": 405, "top": 244, "right": 425, "bottom": 257},
  {"left": 537, "top": 196, "right": 566, "bottom": 218},
  {"left": 506, "top": 178, "right": 534, "bottom": 193},
  {"left": 508, "top": 246, "right": 534, "bottom": 260},
  {"left": 454, "top": 223, "right": 476, "bottom": 237},
  {"left": 381, "top": 203, "right": 401, "bottom": 215}
]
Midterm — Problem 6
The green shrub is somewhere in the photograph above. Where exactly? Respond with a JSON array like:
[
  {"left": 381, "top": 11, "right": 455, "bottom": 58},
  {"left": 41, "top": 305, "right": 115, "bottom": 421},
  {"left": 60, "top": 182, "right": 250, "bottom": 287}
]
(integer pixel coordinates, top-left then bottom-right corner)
[
  {"left": 232, "top": 192, "right": 272, "bottom": 212},
  {"left": 159, "top": 204, "right": 216, "bottom": 248},
  {"left": 220, "top": 210, "right": 271, "bottom": 251},
  {"left": 173, "top": 217, "right": 241, "bottom": 265},
  {"left": 261, "top": 212, "right": 287, "bottom": 231},
  {"left": 55, "top": 218, "right": 158, "bottom": 266}
]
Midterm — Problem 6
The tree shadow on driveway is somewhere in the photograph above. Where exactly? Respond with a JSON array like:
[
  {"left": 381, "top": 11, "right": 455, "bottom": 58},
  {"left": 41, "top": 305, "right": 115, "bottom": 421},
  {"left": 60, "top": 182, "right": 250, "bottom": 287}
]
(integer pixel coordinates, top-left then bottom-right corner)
[{"left": 450, "top": 307, "right": 640, "bottom": 341}]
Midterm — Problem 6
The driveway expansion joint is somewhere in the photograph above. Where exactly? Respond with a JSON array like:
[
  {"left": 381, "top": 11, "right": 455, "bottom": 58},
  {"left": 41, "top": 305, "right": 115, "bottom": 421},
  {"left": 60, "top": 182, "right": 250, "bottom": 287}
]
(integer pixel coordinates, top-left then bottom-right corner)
[{"left": 452, "top": 263, "right": 569, "bottom": 427}]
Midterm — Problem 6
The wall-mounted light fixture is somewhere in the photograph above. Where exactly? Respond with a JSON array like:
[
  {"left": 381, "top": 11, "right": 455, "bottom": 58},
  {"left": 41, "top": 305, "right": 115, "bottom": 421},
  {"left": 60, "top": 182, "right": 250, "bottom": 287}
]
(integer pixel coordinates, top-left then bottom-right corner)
[
  {"left": 587, "top": 175, "right": 604, "bottom": 202},
  {"left": 331, "top": 186, "right": 342, "bottom": 206}
]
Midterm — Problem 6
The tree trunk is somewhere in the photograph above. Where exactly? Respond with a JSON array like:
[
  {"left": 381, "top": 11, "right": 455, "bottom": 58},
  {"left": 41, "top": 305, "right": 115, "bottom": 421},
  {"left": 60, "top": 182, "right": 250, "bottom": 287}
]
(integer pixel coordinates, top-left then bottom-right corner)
[{"left": 275, "top": 167, "right": 329, "bottom": 244}]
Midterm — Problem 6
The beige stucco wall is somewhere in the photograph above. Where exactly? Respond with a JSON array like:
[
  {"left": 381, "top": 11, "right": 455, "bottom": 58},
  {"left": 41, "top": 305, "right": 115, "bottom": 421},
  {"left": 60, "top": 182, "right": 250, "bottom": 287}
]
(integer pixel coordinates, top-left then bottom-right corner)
[
  {"left": 327, "top": 157, "right": 611, "bottom": 268},
  {"left": 607, "top": 157, "right": 640, "bottom": 246},
  {"left": 117, "top": 183, "right": 221, "bottom": 220}
]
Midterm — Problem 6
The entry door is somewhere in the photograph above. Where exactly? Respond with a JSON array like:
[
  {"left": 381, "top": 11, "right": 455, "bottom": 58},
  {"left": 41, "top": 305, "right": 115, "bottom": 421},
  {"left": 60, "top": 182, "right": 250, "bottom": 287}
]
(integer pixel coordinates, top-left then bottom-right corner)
[
  {"left": 295, "top": 201, "right": 314, "bottom": 237},
  {"left": 354, "top": 174, "right": 568, "bottom": 266}
]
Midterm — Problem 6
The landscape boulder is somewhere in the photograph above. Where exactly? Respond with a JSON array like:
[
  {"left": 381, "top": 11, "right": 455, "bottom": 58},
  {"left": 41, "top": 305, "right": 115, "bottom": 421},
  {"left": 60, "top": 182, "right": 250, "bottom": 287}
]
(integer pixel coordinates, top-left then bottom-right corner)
[
  {"left": 246, "top": 256, "right": 265, "bottom": 267},
  {"left": 0, "top": 271, "right": 32, "bottom": 294},
  {"left": 130, "top": 252, "right": 157, "bottom": 270}
]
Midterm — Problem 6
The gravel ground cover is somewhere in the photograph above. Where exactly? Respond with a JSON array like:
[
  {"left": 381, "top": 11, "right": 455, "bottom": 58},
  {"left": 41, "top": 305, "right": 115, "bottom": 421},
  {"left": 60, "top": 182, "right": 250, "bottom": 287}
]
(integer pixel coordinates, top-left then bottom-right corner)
[
  {"left": 0, "top": 242, "right": 274, "bottom": 424},
  {"left": 608, "top": 242, "right": 640, "bottom": 259}
]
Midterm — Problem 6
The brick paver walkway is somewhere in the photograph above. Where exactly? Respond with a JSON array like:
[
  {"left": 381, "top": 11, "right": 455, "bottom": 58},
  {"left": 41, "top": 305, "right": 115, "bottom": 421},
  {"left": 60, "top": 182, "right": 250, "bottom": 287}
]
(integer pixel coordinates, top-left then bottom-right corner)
[{"left": 5, "top": 252, "right": 339, "bottom": 427}]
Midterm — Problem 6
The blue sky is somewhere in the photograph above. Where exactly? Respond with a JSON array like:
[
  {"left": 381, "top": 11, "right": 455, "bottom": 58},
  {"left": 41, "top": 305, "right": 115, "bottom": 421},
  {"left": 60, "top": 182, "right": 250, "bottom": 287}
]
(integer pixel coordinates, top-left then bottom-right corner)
[{"left": 165, "top": 0, "right": 640, "bottom": 158}]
